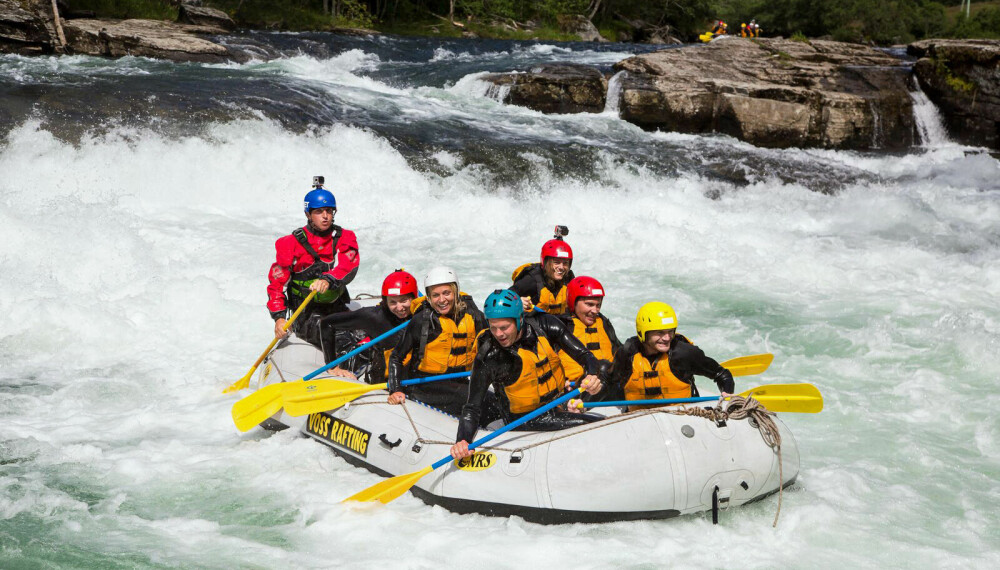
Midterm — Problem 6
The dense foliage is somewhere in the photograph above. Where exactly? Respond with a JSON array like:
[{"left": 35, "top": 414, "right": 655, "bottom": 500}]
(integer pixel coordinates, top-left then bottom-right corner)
[{"left": 64, "top": 0, "right": 1000, "bottom": 42}]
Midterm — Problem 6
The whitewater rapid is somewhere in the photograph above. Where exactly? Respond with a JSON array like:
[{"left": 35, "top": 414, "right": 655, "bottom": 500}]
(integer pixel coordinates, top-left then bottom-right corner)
[{"left": 2, "top": 32, "right": 1000, "bottom": 568}]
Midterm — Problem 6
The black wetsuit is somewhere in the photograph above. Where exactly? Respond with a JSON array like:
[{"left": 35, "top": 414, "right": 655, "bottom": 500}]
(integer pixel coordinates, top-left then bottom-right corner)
[
  {"left": 387, "top": 297, "right": 487, "bottom": 416},
  {"left": 456, "top": 313, "right": 604, "bottom": 444},
  {"left": 598, "top": 335, "right": 735, "bottom": 401},
  {"left": 321, "top": 303, "right": 409, "bottom": 382},
  {"left": 510, "top": 263, "right": 574, "bottom": 308}
]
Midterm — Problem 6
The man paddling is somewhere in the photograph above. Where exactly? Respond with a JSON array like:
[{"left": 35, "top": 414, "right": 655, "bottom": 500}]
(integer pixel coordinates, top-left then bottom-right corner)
[
  {"left": 450, "top": 289, "right": 603, "bottom": 461},
  {"left": 576, "top": 302, "right": 733, "bottom": 412},
  {"left": 557, "top": 275, "right": 622, "bottom": 383},
  {"left": 267, "top": 176, "right": 360, "bottom": 361}
]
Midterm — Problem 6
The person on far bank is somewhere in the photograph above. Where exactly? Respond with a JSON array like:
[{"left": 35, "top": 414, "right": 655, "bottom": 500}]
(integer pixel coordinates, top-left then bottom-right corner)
[
  {"left": 320, "top": 269, "right": 417, "bottom": 383},
  {"left": 267, "top": 177, "right": 359, "bottom": 361},
  {"left": 386, "top": 267, "right": 487, "bottom": 416},
  {"left": 511, "top": 226, "right": 575, "bottom": 315},
  {"left": 557, "top": 276, "right": 622, "bottom": 384},
  {"left": 711, "top": 20, "right": 727, "bottom": 36},
  {"left": 450, "top": 289, "right": 604, "bottom": 461},
  {"left": 572, "top": 302, "right": 734, "bottom": 412}
]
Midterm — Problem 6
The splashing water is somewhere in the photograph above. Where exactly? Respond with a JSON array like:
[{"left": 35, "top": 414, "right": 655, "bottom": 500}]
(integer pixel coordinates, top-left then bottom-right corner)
[{"left": 2, "top": 32, "right": 1000, "bottom": 569}]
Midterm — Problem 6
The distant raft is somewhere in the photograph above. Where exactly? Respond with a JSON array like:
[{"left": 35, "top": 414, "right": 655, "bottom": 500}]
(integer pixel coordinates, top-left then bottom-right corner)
[{"left": 254, "top": 306, "right": 799, "bottom": 524}]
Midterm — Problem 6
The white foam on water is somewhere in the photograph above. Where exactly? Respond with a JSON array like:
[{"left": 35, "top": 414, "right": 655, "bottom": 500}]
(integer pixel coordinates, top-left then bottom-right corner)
[{"left": 2, "top": 48, "right": 1000, "bottom": 566}]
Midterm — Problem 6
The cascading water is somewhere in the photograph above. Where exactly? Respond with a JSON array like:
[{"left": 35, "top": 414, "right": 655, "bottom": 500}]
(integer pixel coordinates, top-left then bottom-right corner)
[
  {"left": 910, "top": 79, "right": 952, "bottom": 148},
  {"left": 2, "top": 32, "right": 1000, "bottom": 568},
  {"left": 603, "top": 70, "right": 625, "bottom": 116}
]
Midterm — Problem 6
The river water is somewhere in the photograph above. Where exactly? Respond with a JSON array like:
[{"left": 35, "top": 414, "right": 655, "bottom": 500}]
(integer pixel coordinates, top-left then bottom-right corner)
[{"left": 1, "top": 32, "right": 998, "bottom": 568}]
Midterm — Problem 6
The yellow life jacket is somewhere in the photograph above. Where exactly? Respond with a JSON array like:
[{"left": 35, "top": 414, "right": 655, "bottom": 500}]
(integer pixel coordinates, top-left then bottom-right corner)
[
  {"left": 413, "top": 294, "right": 478, "bottom": 374},
  {"left": 505, "top": 335, "right": 566, "bottom": 414},
  {"left": 558, "top": 316, "right": 614, "bottom": 381},
  {"left": 511, "top": 263, "right": 569, "bottom": 315},
  {"left": 623, "top": 351, "right": 690, "bottom": 410},
  {"left": 381, "top": 348, "right": 412, "bottom": 381}
]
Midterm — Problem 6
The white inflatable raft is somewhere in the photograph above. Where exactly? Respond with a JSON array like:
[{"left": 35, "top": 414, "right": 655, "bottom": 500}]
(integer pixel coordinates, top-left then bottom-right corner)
[{"left": 255, "top": 323, "right": 799, "bottom": 524}]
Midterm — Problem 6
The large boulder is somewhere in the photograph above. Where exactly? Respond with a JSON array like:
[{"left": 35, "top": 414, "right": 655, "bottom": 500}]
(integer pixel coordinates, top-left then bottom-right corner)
[
  {"left": 909, "top": 39, "right": 1000, "bottom": 148},
  {"left": 1, "top": 0, "right": 58, "bottom": 54},
  {"left": 62, "top": 18, "right": 243, "bottom": 63},
  {"left": 557, "top": 14, "right": 605, "bottom": 43},
  {"left": 483, "top": 63, "right": 608, "bottom": 114},
  {"left": 613, "top": 38, "right": 916, "bottom": 150},
  {"left": 177, "top": 5, "right": 234, "bottom": 31}
]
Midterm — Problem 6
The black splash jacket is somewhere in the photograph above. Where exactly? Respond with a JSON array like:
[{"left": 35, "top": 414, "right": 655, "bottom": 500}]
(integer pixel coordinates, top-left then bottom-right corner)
[
  {"left": 600, "top": 335, "right": 735, "bottom": 401},
  {"left": 510, "top": 263, "right": 574, "bottom": 306},
  {"left": 456, "top": 313, "right": 601, "bottom": 443},
  {"left": 321, "top": 303, "right": 409, "bottom": 380}
]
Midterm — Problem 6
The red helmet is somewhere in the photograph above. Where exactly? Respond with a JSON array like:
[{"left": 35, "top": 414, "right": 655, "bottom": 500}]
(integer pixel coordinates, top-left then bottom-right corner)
[
  {"left": 567, "top": 275, "right": 605, "bottom": 310},
  {"left": 381, "top": 269, "right": 418, "bottom": 297},
  {"left": 540, "top": 239, "right": 573, "bottom": 265}
]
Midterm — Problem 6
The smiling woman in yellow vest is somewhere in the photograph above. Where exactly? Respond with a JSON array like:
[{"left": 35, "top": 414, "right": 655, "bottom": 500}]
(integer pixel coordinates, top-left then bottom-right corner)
[
  {"left": 586, "top": 302, "right": 735, "bottom": 412},
  {"left": 450, "top": 289, "right": 604, "bottom": 461},
  {"left": 386, "top": 267, "right": 487, "bottom": 416},
  {"left": 511, "top": 232, "right": 576, "bottom": 315},
  {"left": 557, "top": 276, "right": 622, "bottom": 383}
]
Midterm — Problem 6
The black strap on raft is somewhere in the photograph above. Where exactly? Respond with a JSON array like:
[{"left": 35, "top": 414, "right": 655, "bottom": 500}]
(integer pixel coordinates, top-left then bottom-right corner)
[
  {"left": 712, "top": 486, "right": 720, "bottom": 525},
  {"left": 378, "top": 433, "right": 402, "bottom": 449}
]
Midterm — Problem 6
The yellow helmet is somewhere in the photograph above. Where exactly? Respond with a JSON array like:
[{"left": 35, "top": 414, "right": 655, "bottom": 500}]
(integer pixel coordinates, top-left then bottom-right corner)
[{"left": 635, "top": 302, "right": 678, "bottom": 341}]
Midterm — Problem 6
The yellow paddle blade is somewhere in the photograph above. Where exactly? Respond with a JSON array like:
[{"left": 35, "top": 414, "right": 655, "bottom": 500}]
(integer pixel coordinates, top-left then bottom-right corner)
[
  {"left": 721, "top": 353, "right": 774, "bottom": 377},
  {"left": 737, "top": 383, "right": 823, "bottom": 413},
  {"left": 343, "top": 465, "right": 434, "bottom": 504},
  {"left": 223, "top": 371, "right": 254, "bottom": 394},
  {"left": 283, "top": 380, "right": 388, "bottom": 417},
  {"left": 231, "top": 383, "right": 285, "bottom": 432}
]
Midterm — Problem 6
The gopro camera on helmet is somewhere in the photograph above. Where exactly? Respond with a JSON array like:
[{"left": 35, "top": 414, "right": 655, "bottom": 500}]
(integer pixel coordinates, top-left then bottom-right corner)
[
  {"left": 553, "top": 225, "right": 569, "bottom": 240},
  {"left": 312, "top": 175, "right": 325, "bottom": 189}
]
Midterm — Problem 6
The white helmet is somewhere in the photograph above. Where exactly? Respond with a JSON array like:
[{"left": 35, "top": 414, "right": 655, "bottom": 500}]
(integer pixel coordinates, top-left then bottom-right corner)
[{"left": 424, "top": 266, "right": 459, "bottom": 292}]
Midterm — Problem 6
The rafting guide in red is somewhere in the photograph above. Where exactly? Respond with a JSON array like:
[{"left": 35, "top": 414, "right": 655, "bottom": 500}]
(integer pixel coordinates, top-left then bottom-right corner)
[{"left": 267, "top": 176, "right": 360, "bottom": 361}]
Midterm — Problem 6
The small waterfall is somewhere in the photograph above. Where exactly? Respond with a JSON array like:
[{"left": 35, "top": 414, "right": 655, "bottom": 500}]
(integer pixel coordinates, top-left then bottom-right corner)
[
  {"left": 869, "top": 100, "right": 884, "bottom": 149},
  {"left": 910, "top": 81, "right": 951, "bottom": 148},
  {"left": 485, "top": 82, "right": 511, "bottom": 103},
  {"left": 603, "top": 71, "right": 626, "bottom": 116}
]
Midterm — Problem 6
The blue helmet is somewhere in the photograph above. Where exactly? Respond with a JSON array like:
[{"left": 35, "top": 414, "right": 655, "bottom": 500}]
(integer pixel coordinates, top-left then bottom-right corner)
[
  {"left": 303, "top": 188, "right": 337, "bottom": 214},
  {"left": 484, "top": 289, "right": 524, "bottom": 330}
]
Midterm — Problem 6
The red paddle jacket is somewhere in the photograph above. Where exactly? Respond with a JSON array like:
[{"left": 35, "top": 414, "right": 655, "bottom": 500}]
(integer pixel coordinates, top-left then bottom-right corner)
[{"left": 266, "top": 225, "right": 359, "bottom": 319}]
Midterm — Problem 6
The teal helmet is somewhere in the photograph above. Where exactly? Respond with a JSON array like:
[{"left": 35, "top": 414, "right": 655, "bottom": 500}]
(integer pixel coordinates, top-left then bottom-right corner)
[{"left": 484, "top": 289, "right": 524, "bottom": 330}]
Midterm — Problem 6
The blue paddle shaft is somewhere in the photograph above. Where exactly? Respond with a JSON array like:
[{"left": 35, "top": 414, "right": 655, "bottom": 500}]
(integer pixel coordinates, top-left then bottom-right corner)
[
  {"left": 430, "top": 387, "right": 585, "bottom": 470},
  {"left": 583, "top": 396, "right": 721, "bottom": 408},
  {"left": 302, "top": 321, "right": 410, "bottom": 381},
  {"left": 401, "top": 371, "right": 470, "bottom": 386}
]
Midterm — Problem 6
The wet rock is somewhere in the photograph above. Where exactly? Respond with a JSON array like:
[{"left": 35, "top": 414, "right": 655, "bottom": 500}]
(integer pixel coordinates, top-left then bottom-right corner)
[
  {"left": 909, "top": 39, "right": 1000, "bottom": 148},
  {"left": 0, "top": 0, "right": 57, "bottom": 54},
  {"left": 613, "top": 37, "right": 915, "bottom": 150},
  {"left": 483, "top": 63, "right": 608, "bottom": 114},
  {"left": 177, "top": 5, "right": 234, "bottom": 31},
  {"left": 63, "top": 18, "right": 243, "bottom": 63},
  {"left": 557, "top": 14, "right": 605, "bottom": 43}
]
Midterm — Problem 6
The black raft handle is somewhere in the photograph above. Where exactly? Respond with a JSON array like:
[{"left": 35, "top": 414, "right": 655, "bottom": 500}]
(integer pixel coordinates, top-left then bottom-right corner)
[{"left": 379, "top": 433, "right": 402, "bottom": 449}]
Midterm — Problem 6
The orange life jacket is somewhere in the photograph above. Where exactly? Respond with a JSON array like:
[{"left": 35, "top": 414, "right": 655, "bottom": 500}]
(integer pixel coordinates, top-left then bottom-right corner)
[
  {"left": 511, "top": 263, "right": 569, "bottom": 315},
  {"left": 558, "top": 316, "right": 614, "bottom": 381},
  {"left": 504, "top": 335, "right": 566, "bottom": 414},
  {"left": 623, "top": 351, "right": 691, "bottom": 410}
]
